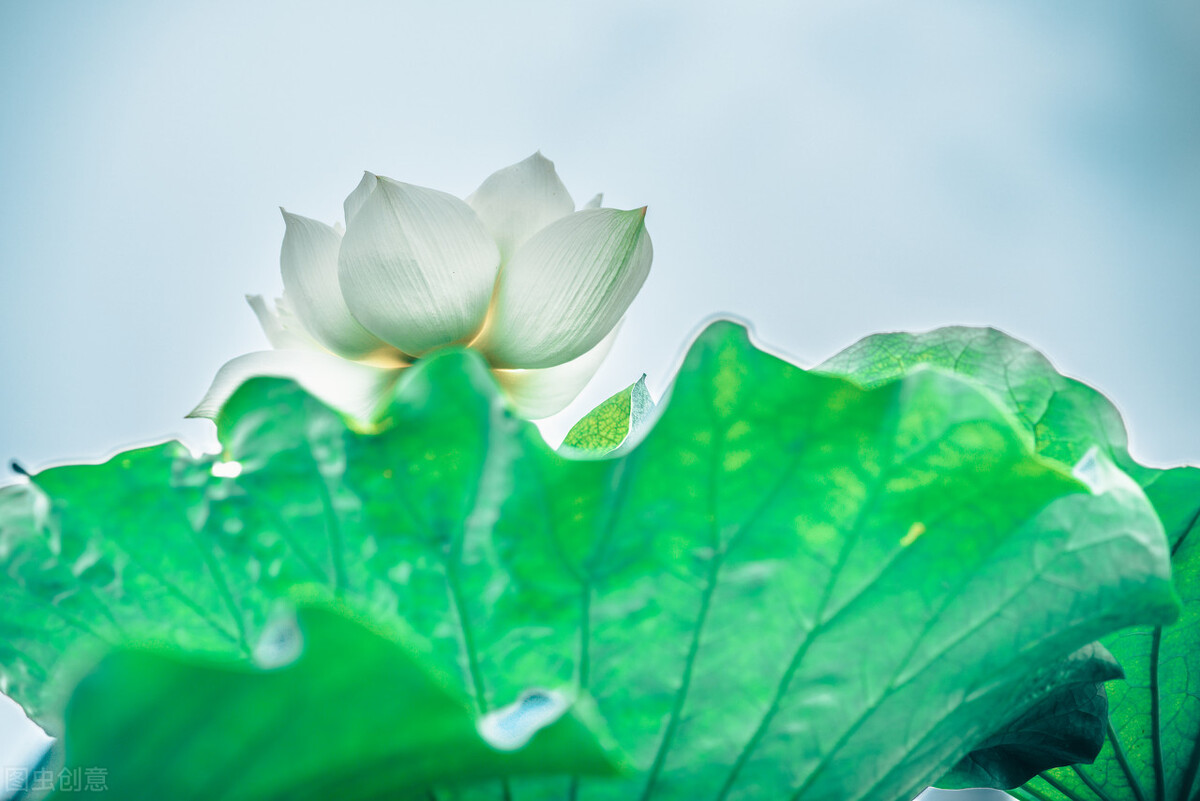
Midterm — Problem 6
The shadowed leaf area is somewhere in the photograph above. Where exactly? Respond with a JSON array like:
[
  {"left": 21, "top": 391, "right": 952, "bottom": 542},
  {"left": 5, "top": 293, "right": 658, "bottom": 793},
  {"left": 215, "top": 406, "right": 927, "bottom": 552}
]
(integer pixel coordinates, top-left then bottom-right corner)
[
  {"left": 821, "top": 327, "right": 1200, "bottom": 801},
  {"left": 0, "top": 321, "right": 1181, "bottom": 801}
]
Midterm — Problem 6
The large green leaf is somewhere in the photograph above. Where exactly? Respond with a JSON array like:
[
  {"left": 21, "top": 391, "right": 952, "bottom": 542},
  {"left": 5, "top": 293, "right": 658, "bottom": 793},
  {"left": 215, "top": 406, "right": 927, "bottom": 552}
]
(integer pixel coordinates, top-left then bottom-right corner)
[
  {"left": 47, "top": 596, "right": 621, "bottom": 801},
  {"left": 0, "top": 321, "right": 1181, "bottom": 801},
  {"left": 820, "top": 326, "right": 1200, "bottom": 801},
  {"left": 1013, "top": 496, "right": 1200, "bottom": 801}
]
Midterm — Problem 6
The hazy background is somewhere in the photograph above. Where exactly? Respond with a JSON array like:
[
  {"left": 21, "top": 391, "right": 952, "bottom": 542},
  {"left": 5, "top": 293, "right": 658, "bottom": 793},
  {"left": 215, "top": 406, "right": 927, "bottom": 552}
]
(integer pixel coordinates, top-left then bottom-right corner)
[{"left": 2, "top": 2, "right": 1198, "bottom": 799}]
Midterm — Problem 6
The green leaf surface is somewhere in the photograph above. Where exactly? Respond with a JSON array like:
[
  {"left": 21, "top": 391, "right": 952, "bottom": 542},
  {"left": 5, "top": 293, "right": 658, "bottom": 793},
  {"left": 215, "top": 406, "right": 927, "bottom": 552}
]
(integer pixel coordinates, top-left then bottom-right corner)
[
  {"left": 820, "top": 326, "right": 1200, "bottom": 801},
  {"left": 0, "top": 321, "right": 1181, "bottom": 801},
  {"left": 48, "top": 597, "right": 621, "bottom": 801},
  {"left": 818, "top": 326, "right": 1200, "bottom": 540},
  {"left": 562, "top": 374, "right": 653, "bottom": 455}
]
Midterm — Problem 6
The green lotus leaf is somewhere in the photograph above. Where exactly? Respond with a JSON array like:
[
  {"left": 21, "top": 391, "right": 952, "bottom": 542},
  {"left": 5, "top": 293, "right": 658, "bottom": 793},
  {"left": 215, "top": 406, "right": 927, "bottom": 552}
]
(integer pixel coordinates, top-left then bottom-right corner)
[
  {"left": 1013, "top": 485, "right": 1199, "bottom": 801},
  {"left": 45, "top": 596, "right": 621, "bottom": 801},
  {"left": 820, "top": 326, "right": 1200, "bottom": 801},
  {"left": 0, "top": 321, "right": 1180, "bottom": 801},
  {"left": 818, "top": 326, "right": 1199, "bottom": 540}
]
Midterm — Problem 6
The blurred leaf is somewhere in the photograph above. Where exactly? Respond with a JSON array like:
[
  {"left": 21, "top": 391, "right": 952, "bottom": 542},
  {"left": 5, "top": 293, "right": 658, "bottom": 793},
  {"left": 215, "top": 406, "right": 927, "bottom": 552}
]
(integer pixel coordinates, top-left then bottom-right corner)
[
  {"left": 0, "top": 321, "right": 1181, "bottom": 801},
  {"left": 48, "top": 598, "right": 621, "bottom": 801}
]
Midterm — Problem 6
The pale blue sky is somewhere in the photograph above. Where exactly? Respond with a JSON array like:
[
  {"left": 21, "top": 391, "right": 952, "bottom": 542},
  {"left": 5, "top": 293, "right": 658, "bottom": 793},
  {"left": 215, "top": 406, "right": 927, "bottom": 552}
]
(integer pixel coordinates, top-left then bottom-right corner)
[{"left": 2, "top": 2, "right": 1197, "bottom": 798}]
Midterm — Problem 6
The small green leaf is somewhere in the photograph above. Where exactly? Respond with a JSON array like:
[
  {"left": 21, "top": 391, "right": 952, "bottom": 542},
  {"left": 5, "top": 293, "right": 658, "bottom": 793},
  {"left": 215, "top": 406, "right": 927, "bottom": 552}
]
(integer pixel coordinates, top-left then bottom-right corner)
[{"left": 562, "top": 374, "right": 654, "bottom": 455}]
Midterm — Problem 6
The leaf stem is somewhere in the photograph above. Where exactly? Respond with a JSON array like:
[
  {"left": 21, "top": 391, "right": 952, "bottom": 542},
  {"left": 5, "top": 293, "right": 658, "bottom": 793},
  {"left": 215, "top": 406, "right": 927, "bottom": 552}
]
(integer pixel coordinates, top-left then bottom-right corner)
[
  {"left": 261, "top": 504, "right": 328, "bottom": 582},
  {"left": 1017, "top": 776, "right": 1069, "bottom": 801},
  {"left": 317, "top": 476, "right": 347, "bottom": 594},
  {"left": 1169, "top": 503, "right": 1200, "bottom": 556},
  {"left": 1071, "top": 764, "right": 1121, "bottom": 801},
  {"left": 442, "top": 539, "right": 489, "bottom": 714},
  {"left": 637, "top": 552, "right": 724, "bottom": 801},
  {"left": 443, "top": 537, "right": 513, "bottom": 801},
  {"left": 568, "top": 583, "right": 592, "bottom": 801},
  {"left": 1108, "top": 720, "right": 1149, "bottom": 801},
  {"left": 577, "top": 582, "right": 592, "bottom": 692},
  {"left": 1150, "top": 626, "right": 1166, "bottom": 801},
  {"left": 1177, "top": 719, "right": 1200, "bottom": 801},
  {"left": 188, "top": 521, "right": 251, "bottom": 655}
]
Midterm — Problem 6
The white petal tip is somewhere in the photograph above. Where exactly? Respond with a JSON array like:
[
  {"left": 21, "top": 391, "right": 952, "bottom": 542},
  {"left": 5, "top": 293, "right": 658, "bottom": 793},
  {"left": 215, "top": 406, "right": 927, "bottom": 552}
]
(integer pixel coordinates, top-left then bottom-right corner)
[{"left": 478, "top": 208, "right": 650, "bottom": 368}]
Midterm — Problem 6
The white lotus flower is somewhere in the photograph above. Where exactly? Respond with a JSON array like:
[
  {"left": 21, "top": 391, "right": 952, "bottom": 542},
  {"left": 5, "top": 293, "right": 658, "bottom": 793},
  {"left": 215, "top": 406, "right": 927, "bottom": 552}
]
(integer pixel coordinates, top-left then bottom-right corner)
[{"left": 190, "top": 153, "right": 652, "bottom": 425}]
